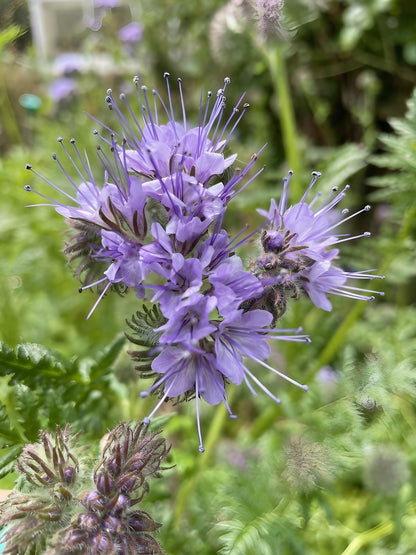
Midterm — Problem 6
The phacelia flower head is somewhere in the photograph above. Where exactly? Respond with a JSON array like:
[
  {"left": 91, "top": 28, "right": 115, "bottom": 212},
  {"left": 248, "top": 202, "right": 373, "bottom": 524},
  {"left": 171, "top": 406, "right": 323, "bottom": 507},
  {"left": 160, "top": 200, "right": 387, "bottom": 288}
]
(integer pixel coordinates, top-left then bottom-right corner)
[
  {"left": 255, "top": 170, "right": 384, "bottom": 314},
  {"left": 24, "top": 75, "right": 264, "bottom": 318}
]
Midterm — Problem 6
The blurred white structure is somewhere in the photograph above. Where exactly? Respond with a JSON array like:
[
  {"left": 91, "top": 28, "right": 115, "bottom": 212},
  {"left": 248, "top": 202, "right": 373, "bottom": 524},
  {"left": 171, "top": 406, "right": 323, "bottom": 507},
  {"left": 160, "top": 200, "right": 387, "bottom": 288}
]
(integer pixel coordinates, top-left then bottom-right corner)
[
  {"left": 27, "top": 0, "right": 135, "bottom": 74},
  {"left": 28, "top": 0, "right": 95, "bottom": 61}
]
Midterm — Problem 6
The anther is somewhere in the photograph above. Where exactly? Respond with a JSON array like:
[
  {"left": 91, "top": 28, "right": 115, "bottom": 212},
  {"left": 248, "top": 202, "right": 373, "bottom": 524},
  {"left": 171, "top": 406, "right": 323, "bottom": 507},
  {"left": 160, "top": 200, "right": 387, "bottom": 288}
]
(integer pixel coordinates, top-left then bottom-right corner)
[
  {"left": 142, "top": 417, "right": 150, "bottom": 424},
  {"left": 52, "top": 153, "right": 57, "bottom": 160},
  {"left": 119, "top": 93, "right": 126, "bottom": 100},
  {"left": 229, "top": 414, "right": 237, "bottom": 420},
  {"left": 177, "top": 77, "right": 182, "bottom": 83},
  {"left": 78, "top": 287, "right": 83, "bottom": 293},
  {"left": 24, "top": 184, "right": 32, "bottom": 191},
  {"left": 70, "top": 138, "right": 75, "bottom": 144},
  {"left": 57, "top": 136, "right": 63, "bottom": 142},
  {"left": 243, "top": 103, "right": 250, "bottom": 108},
  {"left": 288, "top": 169, "right": 294, "bottom": 176},
  {"left": 133, "top": 75, "right": 140, "bottom": 84},
  {"left": 312, "top": 171, "right": 322, "bottom": 177},
  {"left": 364, "top": 232, "right": 371, "bottom": 237},
  {"left": 364, "top": 204, "right": 371, "bottom": 211},
  {"left": 332, "top": 186, "right": 338, "bottom": 192},
  {"left": 105, "top": 96, "right": 112, "bottom": 104},
  {"left": 224, "top": 77, "right": 231, "bottom": 85},
  {"left": 25, "top": 164, "right": 32, "bottom": 170},
  {"left": 140, "top": 391, "right": 149, "bottom": 398},
  {"left": 342, "top": 208, "right": 349, "bottom": 214},
  {"left": 163, "top": 72, "right": 170, "bottom": 78},
  {"left": 106, "top": 89, "right": 112, "bottom": 95},
  {"left": 141, "top": 85, "right": 147, "bottom": 91},
  {"left": 93, "top": 129, "right": 98, "bottom": 135},
  {"left": 198, "top": 445, "right": 205, "bottom": 453}
]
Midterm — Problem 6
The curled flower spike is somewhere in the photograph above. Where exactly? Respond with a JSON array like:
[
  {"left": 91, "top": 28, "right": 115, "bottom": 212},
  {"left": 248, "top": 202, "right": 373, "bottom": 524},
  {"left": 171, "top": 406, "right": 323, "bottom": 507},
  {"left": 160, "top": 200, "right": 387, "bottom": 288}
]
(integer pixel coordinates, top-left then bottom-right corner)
[
  {"left": 255, "top": 171, "right": 384, "bottom": 313},
  {"left": 0, "top": 423, "right": 169, "bottom": 554},
  {"left": 24, "top": 75, "right": 265, "bottom": 318}
]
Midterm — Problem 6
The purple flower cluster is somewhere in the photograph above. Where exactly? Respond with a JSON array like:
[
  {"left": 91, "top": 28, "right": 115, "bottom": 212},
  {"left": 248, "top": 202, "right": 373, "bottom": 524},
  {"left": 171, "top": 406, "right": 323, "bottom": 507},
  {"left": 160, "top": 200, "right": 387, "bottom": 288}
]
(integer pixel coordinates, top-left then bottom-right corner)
[
  {"left": 255, "top": 170, "right": 383, "bottom": 314},
  {"left": 25, "top": 75, "right": 380, "bottom": 451}
]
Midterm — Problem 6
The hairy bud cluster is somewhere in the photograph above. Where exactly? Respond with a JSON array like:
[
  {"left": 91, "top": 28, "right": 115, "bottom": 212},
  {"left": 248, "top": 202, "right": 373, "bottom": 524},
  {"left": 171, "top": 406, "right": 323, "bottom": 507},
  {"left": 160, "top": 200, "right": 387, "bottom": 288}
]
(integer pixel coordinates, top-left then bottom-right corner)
[{"left": 0, "top": 423, "right": 169, "bottom": 554}]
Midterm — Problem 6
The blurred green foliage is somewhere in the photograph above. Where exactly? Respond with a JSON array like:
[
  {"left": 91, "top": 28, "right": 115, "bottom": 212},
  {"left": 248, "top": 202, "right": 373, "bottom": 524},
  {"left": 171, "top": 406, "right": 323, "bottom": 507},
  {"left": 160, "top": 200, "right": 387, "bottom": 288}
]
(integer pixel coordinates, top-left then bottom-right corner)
[{"left": 0, "top": 0, "right": 415, "bottom": 553}]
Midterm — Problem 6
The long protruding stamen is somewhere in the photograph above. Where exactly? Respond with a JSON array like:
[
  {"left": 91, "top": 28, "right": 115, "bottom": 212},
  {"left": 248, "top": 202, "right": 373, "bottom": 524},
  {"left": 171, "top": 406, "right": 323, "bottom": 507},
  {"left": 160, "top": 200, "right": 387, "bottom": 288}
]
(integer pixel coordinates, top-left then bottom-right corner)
[
  {"left": 195, "top": 375, "right": 205, "bottom": 453},
  {"left": 24, "top": 185, "right": 69, "bottom": 208},
  {"left": 251, "top": 356, "right": 309, "bottom": 391},
  {"left": 326, "top": 205, "right": 371, "bottom": 232},
  {"left": 26, "top": 163, "right": 77, "bottom": 203},
  {"left": 78, "top": 277, "right": 108, "bottom": 292},
  {"left": 244, "top": 368, "right": 281, "bottom": 404},
  {"left": 335, "top": 231, "right": 371, "bottom": 244},
  {"left": 119, "top": 92, "right": 145, "bottom": 140},
  {"left": 177, "top": 77, "right": 187, "bottom": 132},
  {"left": 86, "top": 280, "right": 112, "bottom": 319}
]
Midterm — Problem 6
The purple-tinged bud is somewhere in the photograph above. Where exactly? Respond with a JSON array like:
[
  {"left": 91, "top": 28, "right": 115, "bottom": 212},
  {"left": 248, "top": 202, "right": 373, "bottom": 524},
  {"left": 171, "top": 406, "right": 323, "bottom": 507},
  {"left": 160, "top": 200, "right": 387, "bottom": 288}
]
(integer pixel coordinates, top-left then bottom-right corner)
[
  {"left": 95, "top": 471, "right": 115, "bottom": 496},
  {"left": 128, "top": 511, "right": 161, "bottom": 532},
  {"left": 264, "top": 230, "right": 284, "bottom": 252},
  {"left": 102, "top": 514, "right": 118, "bottom": 532},
  {"left": 116, "top": 473, "right": 137, "bottom": 494},
  {"left": 77, "top": 512, "right": 102, "bottom": 531},
  {"left": 64, "top": 529, "right": 88, "bottom": 550},
  {"left": 89, "top": 530, "right": 112, "bottom": 552},
  {"left": 63, "top": 466, "right": 76, "bottom": 485},
  {"left": 79, "top": 490, "right": 106, "bottom": 512},
  {"left": 109, "top": 493, "right": 130, "bottom": 516}
]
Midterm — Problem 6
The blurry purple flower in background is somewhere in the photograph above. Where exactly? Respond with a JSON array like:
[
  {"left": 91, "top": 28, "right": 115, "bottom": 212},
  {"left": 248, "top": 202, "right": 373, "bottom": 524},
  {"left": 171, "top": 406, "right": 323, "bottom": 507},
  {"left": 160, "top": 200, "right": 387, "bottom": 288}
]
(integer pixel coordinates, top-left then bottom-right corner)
[
  {"left": 53, "top": 53, "right": 84, "bottom": 75},
  {"left": 48, "top": 77, "right": 77, "bottom": 102},
  {"left": 118, "top": 22, "right": 143, "bottom": 43},
  {"left": 94, "top": 0, "right": 121, "bottom": 7}
]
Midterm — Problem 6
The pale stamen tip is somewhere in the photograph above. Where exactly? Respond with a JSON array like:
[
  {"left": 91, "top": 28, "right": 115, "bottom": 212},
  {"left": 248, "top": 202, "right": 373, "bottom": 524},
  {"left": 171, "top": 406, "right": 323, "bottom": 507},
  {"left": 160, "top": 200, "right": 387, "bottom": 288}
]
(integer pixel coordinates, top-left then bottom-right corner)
[
  {"left": 164, "top": 72, "right": 170, "bottom": 78},
  {"left": 57, "top": 136, "right": 63, "bottom": 142},
  {"left": 302, "top": 385, "right": 309, "bottom": 392},
  {"left": 364, "top": 232, "right": 371, "bottom": 237},
  {"left": 140, "top": 391, "right": 149, "bottom": 398},
  {"left": 24, "top": 184, "right": 31, "bottom": 191},
  {"left": 229, "top": 414, "right": 238, "bottom": 420},
  {"left": 198, "top": 445, "right": 205, "bottom": 453},
  {"left": 364, "top": 204, "right": 371, "bottom": 211},
  {"left": 142, "top": 417, "right": 150, "bottom": 424},
  {"left": 288, "top": 169, "right": 294, "bottom": 176},
  {"left": 25, "top": 164, "right": 32, "bottom": 170}
]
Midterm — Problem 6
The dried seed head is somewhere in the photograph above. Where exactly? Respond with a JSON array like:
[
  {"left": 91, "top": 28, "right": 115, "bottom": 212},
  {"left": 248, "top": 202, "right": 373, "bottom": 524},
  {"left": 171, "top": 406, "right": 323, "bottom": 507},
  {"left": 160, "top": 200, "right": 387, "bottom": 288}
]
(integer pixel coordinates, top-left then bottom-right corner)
[{"left": 282, "top": 436, "right": 334, "bottom": 494}]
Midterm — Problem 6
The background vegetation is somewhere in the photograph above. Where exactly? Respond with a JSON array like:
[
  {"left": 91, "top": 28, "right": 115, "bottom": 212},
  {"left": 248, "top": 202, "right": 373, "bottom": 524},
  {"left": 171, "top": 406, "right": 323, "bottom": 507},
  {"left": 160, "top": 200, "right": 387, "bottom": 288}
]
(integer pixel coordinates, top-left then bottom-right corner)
[{"left": 0, "top": 0, "right": 415, "bottom": 553}]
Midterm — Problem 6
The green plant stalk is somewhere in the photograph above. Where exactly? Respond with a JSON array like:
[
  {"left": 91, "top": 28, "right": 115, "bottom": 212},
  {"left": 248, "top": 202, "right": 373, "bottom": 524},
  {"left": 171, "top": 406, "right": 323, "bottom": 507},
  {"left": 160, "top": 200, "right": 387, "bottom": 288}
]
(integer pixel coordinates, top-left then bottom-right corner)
[
  {"left": 263, "top": 45, "right": 303, "bottom": 199},
  {"left": 0, "top": 75, "right": 22, "bottom": 145},
  {"left": 341, "top": 521, "right": 393, "bottom": 555},
  {"left": 172, "top": 386, "right": 236, "bottom": 528}
]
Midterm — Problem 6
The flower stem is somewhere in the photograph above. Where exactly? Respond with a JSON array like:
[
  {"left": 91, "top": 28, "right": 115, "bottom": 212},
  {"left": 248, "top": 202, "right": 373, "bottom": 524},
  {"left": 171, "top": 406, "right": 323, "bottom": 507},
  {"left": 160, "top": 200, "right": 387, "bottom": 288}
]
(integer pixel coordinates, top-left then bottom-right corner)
[
  {"left": 263, "top": 44, "right": 303, "bottom": 199},
  {"left": 172, "top": 386, "right": 236, "bottom": 528}
]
